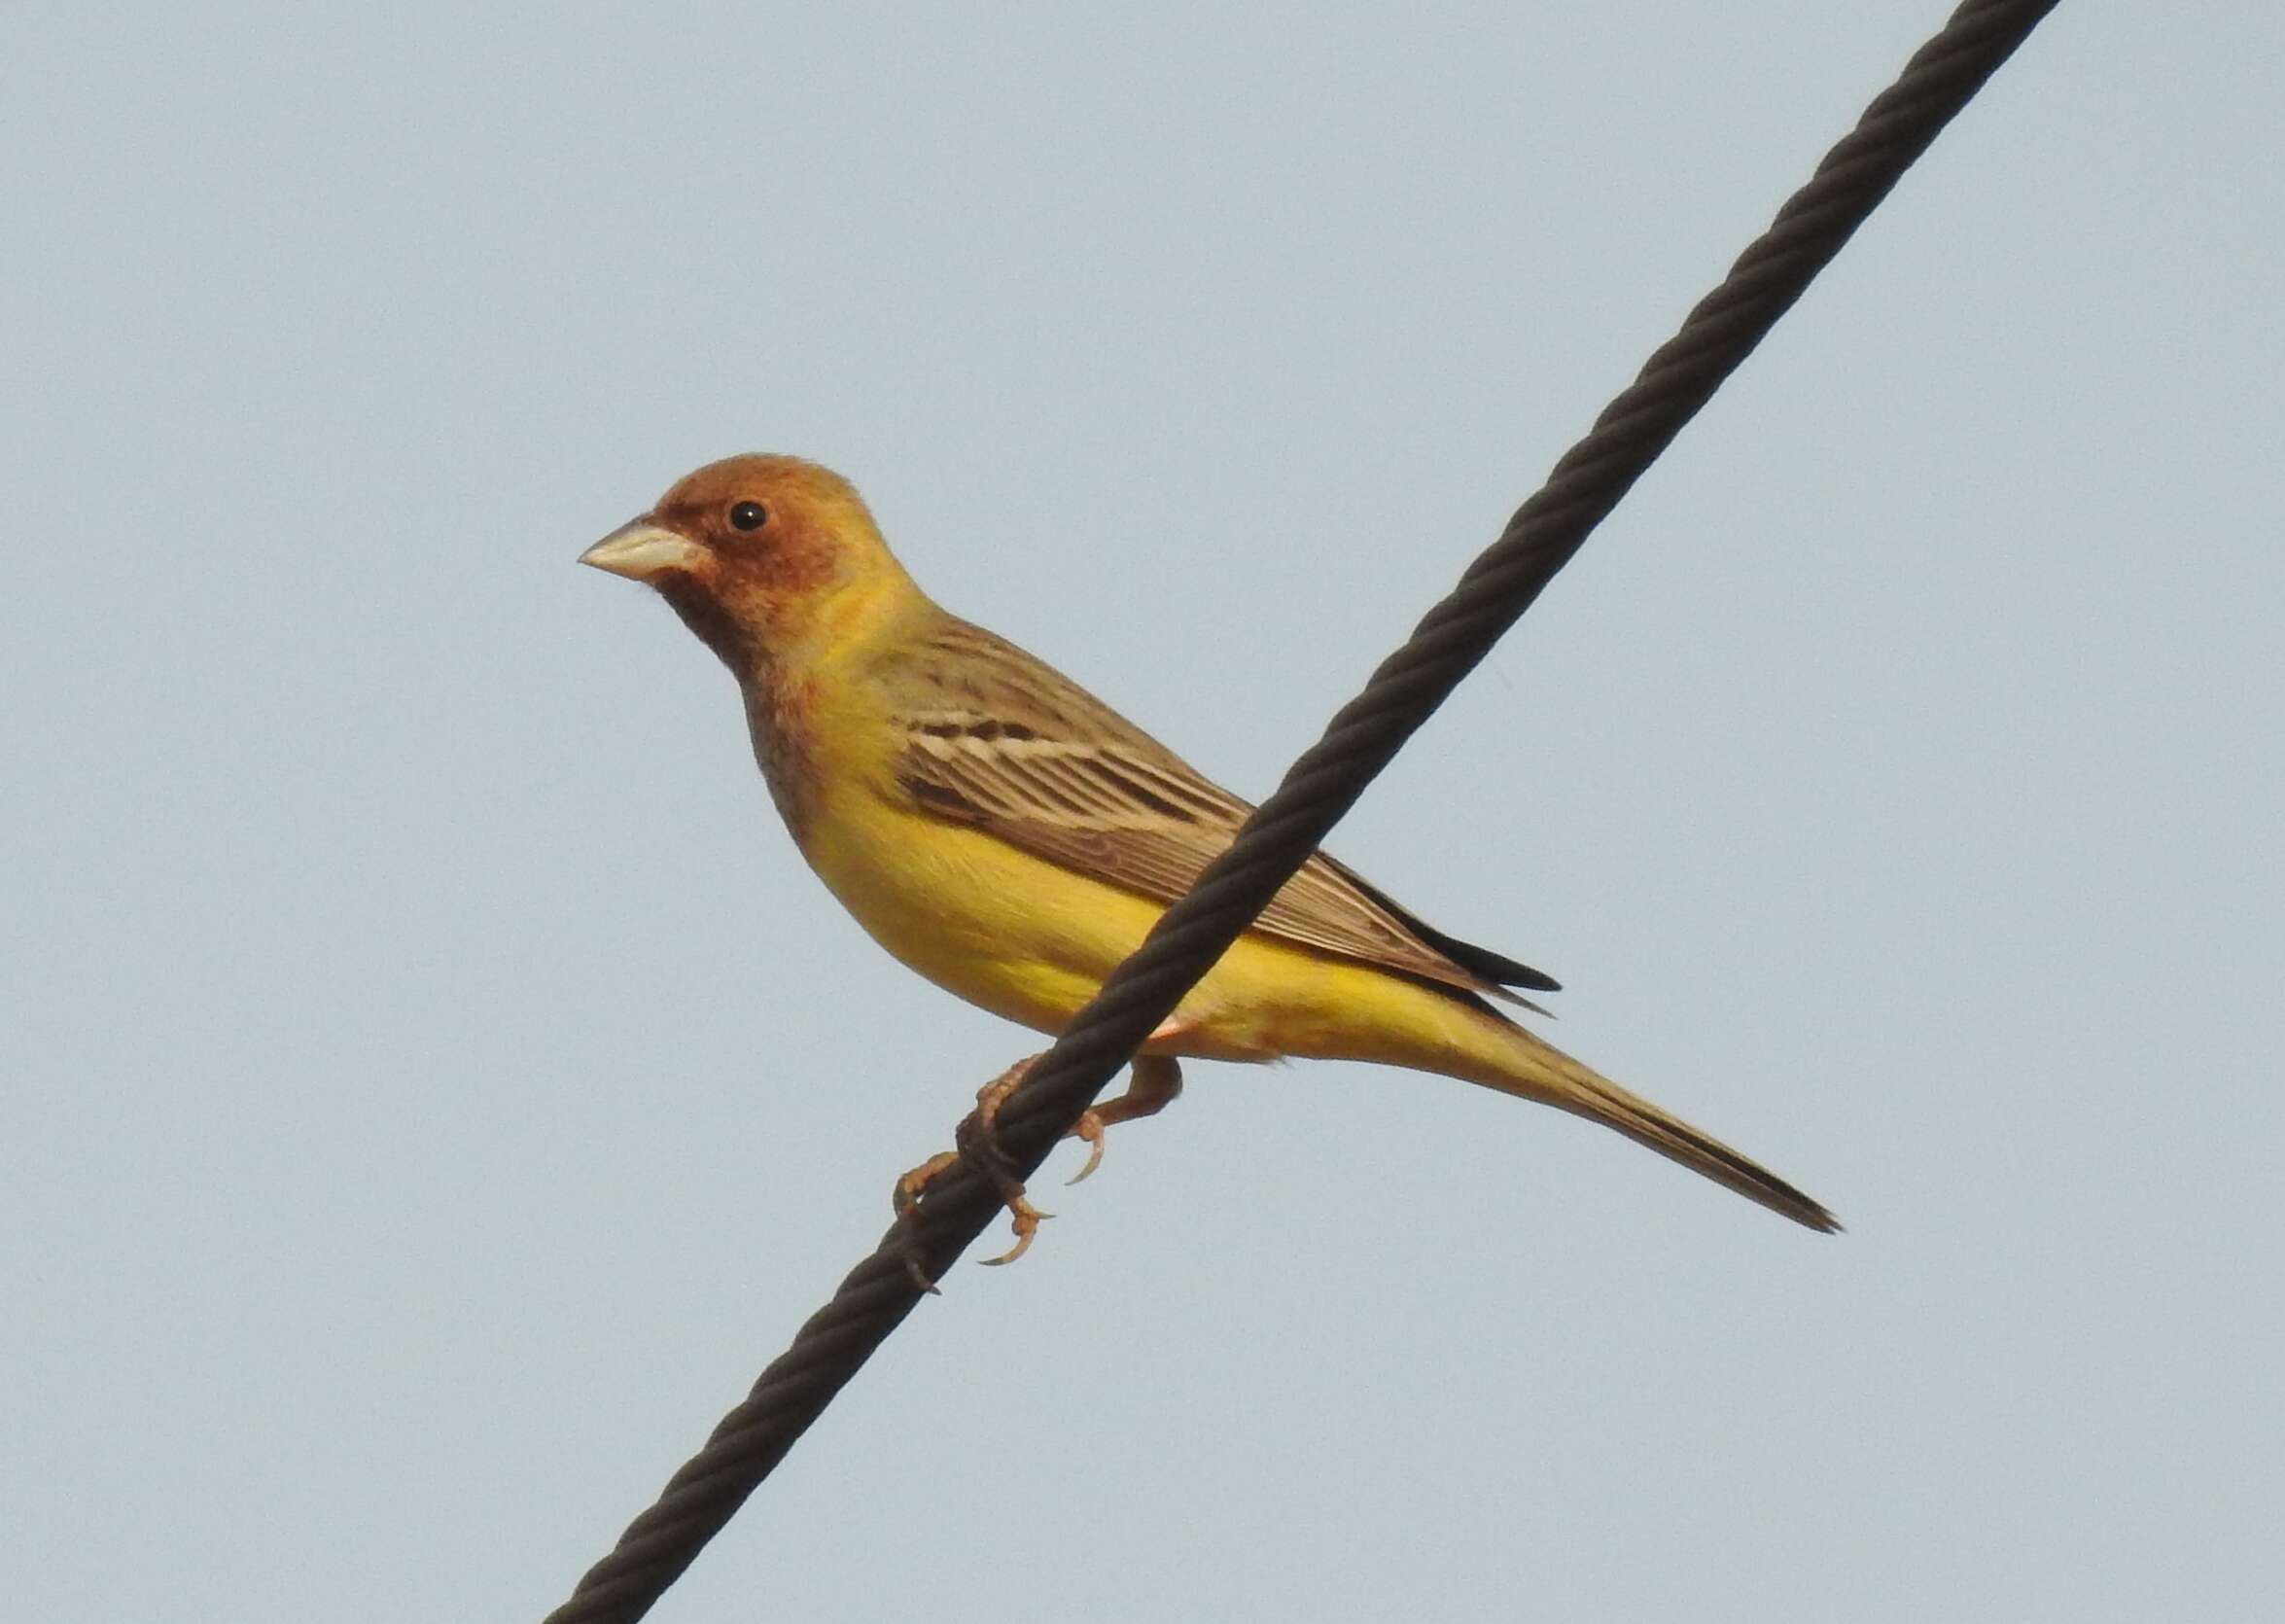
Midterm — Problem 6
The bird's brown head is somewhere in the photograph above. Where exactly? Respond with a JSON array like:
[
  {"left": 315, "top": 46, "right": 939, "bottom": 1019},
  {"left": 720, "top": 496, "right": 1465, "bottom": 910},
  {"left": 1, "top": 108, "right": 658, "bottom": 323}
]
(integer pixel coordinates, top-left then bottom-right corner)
[{"left": 580, "top": 454, "right": 915, "bottom": 673}]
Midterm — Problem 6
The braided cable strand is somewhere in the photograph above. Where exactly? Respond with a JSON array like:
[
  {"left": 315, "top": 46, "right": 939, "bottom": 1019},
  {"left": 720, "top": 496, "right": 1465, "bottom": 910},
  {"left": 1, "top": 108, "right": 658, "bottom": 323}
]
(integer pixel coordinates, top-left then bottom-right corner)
[{"left": 543, "top": 3, "right": 2060, "bottom": 1617}]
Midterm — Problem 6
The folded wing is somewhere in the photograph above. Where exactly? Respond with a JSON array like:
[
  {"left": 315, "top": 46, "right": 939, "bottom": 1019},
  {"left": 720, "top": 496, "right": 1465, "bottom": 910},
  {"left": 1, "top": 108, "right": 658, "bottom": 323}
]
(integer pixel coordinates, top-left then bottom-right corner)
[{"left": 888, "top": 618, "right": 1558, "bottom": 1006}]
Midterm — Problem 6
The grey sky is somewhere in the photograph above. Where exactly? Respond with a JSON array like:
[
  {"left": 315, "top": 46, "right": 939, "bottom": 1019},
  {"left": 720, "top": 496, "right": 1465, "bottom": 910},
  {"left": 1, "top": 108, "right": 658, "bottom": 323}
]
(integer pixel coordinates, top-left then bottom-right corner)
[{"left": 5, "top": 5, "right": 2279, "bottom": 1620}]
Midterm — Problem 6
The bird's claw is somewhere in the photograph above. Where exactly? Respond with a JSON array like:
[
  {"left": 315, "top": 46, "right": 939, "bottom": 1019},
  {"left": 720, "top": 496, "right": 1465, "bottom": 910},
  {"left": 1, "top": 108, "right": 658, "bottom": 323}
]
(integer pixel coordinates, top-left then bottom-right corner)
[
  {"left": 891, "top": 1151, "right": 959, "bottom": 1292},
  {"left": 976, "top": 1190, "right": 1049, "bottom": 1265},
  {"left": 988, "top": 1063, "right": 1106, "bottom": 1187},
  {"left": 959, "top": 1066, "right": 1051, "bottom": 1259},
  {"left": 1066, "top": 1109, "right": 1106, "bottom": 1185}
]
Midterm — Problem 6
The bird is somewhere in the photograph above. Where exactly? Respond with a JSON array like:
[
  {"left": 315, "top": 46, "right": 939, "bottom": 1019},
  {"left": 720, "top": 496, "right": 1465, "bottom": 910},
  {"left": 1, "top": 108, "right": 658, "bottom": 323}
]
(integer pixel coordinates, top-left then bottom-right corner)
[{"left": 580, "top": 454, "right": 1837, "bottom": 1260}]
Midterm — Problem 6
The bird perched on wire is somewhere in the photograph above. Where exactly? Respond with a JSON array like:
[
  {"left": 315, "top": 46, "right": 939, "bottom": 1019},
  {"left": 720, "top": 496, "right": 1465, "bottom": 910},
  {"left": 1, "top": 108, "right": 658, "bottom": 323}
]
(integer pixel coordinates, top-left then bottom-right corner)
[{"left": 580, "top": 454, "right": 1837, "bottom": 1260}]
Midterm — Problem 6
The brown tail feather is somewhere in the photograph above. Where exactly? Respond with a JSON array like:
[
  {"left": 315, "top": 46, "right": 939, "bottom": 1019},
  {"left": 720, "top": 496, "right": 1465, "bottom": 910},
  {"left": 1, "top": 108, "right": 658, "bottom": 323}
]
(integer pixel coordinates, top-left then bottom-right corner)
[{"left": 1467, "top": 1016, "right": 1840, "bottom": 1233}]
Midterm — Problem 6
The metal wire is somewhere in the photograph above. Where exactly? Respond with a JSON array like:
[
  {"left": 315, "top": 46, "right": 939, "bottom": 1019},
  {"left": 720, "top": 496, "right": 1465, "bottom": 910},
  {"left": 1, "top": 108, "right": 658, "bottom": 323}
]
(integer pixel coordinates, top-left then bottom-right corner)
[{"left": 542, "top": 3, "right": 2061, "bottom": 1616}]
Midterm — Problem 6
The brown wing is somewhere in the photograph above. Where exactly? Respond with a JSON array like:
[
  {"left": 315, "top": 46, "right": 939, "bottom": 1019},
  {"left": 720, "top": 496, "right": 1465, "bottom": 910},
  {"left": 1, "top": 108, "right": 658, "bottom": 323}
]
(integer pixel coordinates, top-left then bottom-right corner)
[{"left": 884, "top": 617, "right": 1557, "bottom": 1006}]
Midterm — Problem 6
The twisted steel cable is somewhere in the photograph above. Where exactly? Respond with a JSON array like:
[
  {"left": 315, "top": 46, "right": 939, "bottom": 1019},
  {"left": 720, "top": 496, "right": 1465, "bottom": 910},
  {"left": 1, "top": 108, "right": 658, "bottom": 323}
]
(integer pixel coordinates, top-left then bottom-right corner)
[{"left": 543, "top": 2, "right": 2061, "bottom": 1617}]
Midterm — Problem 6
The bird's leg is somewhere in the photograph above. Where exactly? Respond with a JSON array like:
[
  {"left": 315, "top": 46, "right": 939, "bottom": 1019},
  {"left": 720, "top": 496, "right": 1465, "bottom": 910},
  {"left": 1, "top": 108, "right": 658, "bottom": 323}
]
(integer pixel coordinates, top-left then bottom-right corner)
[
  {"left": 892, "top": 1056, "right": 1051, "bottom": 1285},
  {"left": 1066, "top": 1053, "right": 1185, "bottom": 1184},
  {"left": 893, "top": 1027, "right": 1195, "bottom": 1285},
  {"left": 965, "top": 1057, "right": 1054, "bottom": 1264}
]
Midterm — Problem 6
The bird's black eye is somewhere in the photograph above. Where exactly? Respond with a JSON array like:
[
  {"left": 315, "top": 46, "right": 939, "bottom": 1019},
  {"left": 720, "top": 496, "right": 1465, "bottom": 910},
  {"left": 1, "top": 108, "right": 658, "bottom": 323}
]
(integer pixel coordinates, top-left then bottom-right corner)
[{"left": 728, "top": 500, "right": 768, "bottom": 532}]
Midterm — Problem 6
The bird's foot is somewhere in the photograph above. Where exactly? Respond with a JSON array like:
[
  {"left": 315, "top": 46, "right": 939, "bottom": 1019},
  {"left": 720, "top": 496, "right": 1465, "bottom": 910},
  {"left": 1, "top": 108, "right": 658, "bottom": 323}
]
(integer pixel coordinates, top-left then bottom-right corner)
[
  {"left": 891, "top": 1049, "right": 1187, "bottom": 1284},
  {"left": 1064, "top": 1053, "right": 1183, "bottom": 1186},
  {"left": 967, "top": 1059, "right": 1050, "bottom": 1263},
  {"left": 891, "top": 1058, "right": 1048, "bottom": 1288}
]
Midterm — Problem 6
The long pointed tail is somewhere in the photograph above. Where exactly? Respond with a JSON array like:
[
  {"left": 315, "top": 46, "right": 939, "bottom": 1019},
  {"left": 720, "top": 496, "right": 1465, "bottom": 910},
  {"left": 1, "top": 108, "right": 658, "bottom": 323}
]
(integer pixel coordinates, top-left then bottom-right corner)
[{"left": 1459, "top": 1012, "right": 1840, "bottom": 1232}]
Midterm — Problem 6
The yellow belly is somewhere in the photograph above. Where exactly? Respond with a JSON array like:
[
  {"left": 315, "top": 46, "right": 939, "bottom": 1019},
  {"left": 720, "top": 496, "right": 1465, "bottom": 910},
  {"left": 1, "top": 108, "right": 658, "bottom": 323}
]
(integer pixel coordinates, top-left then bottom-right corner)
[{"left": 795, "top": 786, "right": 1513, "bottom": 1082}]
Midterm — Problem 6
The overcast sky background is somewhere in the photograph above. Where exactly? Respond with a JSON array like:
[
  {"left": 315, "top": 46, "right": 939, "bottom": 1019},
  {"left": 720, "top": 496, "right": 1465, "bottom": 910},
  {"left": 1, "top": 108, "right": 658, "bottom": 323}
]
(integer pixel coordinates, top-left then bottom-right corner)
[{"left": 6, "top": 5, "right": 2280, "bottom": 1620}]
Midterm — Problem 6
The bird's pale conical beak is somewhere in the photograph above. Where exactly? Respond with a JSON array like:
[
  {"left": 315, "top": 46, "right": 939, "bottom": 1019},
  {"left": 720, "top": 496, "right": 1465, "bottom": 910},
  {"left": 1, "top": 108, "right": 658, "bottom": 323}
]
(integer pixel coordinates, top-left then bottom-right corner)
[{"left": 579, "top": 518, "right": 705, "bottom": 582}]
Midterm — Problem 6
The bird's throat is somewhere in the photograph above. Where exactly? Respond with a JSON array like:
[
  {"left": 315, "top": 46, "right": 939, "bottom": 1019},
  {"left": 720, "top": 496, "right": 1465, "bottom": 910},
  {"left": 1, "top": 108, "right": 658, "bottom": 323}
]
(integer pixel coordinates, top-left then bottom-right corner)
[
  {"left": 741, "top": 672, "right": 823, "bottom": 844},
  {"left": 655, "top": 575, "right": 760, "bottom": 676}
]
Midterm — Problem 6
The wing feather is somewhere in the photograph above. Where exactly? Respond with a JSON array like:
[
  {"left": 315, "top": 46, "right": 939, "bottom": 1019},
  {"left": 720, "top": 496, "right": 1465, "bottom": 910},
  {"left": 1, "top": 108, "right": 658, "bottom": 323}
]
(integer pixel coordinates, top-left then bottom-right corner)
[{"left": 886, "top": 618, "right": 1558, "bottom": 1005}]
